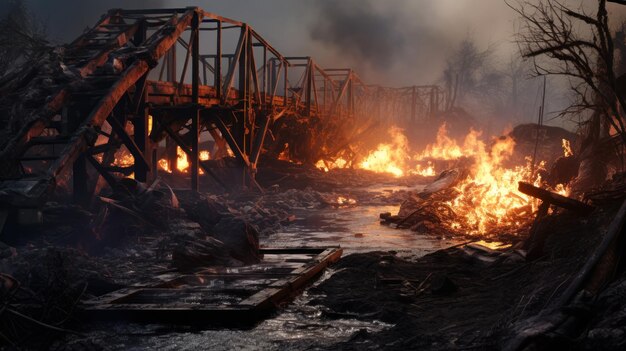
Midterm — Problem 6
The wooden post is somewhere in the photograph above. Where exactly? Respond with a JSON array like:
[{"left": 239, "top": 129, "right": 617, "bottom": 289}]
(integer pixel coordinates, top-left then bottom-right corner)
[
  {"left": 411, "top": 85, "right": 417, "bottom": 123},
  {"left": 215, "top": 20, "right": 222, "bottom": 101},
  {"left": 347, "top": 70, "right": 354, "bottom": 116},
  {"left": 284, "top": 62, "right": 288, "bottom": 108},
  {"left": 262, "top": 46, "right": 267, "bottom": 106},
  {"left": 305, "top": 59, "right": 312, "bottom": 116},
  {"left": 190, "top": 11, "right": 200, "bottom": 192},
  {"left": 238, "top": 25, "right": 249, "bottom": 187},
  {"left": 73, "top": 154, "right": 89, "bottom": 207}
]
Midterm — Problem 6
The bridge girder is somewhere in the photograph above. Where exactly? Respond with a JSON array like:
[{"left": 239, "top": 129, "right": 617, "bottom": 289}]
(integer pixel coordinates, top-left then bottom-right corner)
[{"left": 0, "top": 6, "right": 448, "bottom": 208}]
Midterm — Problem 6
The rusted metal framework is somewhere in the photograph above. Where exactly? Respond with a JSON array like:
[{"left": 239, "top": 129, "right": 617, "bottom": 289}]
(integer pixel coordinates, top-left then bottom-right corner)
[
  {"left": 0, "top": 7, "right": 446, "bottom": 209},
  {"left": 365, "top": 85, "right": 445, "bottom": 125}
]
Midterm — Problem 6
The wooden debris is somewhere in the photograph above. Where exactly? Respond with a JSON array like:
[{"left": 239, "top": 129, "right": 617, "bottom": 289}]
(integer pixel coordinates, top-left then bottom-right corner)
[
  {"left": 518, "top": 182, "right": 594, "bottom": 215},
  {"left": 519, "top": 182, "right": 594, "bottom": 260},
  {"left": 84, "top": 247, "right": 342, "bottom": 325}
]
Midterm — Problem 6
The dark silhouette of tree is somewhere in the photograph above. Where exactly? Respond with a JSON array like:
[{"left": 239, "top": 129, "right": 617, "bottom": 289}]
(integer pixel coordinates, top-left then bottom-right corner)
[
  {"left": 0, "top": 0, "right": 47, "bottom": 77},
  {"left": 510, "top": 0, "right": 624, "bottom": 188}
]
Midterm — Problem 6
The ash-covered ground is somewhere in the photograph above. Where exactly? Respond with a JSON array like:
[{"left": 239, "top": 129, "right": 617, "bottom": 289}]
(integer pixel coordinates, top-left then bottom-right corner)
[{"left": 2, "top": 161, "right": 626, "bottom": 350}]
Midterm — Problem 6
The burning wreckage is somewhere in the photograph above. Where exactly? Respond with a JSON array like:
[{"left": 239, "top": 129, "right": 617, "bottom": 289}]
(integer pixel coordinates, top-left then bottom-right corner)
[{"left": 1, "top": 3, "right": 626, "bottom": 350}]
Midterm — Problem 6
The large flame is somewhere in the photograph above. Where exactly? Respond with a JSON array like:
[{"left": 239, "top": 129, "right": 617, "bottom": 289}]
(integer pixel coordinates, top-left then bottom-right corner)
[
  {"left": 358, "top": 126, "right": 408, "bottom": 177},
  {"left": 442, "top": 132, "right": 541, "bottom": 234},
  {"left": 353, "top": 124, "right": 574, "bottom": 235},
  {"left": 158, "top": 148, "right": 210, "bottom": 174}
]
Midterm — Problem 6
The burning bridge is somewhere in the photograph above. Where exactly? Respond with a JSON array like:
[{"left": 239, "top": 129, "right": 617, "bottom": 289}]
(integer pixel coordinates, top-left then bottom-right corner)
[{"left": 0, "top": 7, "right": 444, "bottom": 209}]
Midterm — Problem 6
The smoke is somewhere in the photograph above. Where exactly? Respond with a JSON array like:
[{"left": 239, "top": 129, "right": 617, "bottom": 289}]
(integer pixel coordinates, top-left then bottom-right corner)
[
  {"left": 310, "top": 0, "right": 407, "bottom": 68},
  {"left": 13, "top": 0, "right": 167, "bottom": 43},
  {"left": 307, "top": 0, "right": 512, "bottom": 86}
]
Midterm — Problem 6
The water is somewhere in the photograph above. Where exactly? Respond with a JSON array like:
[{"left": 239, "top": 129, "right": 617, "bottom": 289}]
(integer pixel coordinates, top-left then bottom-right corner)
[
  {"left": 86, "top": 184, "right": 462, "bottom": 349},
  {"left": 264, "top": 205, "right": 459, "bottom": 256}
]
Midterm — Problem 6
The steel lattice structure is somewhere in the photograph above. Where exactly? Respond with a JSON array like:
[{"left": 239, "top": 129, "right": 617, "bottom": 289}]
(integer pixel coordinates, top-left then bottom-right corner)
[{"left": 0, "top": 7, "right": 445, "bottom": 208}]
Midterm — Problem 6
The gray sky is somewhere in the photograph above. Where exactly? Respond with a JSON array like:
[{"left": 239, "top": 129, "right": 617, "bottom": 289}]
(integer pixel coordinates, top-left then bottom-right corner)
[{"left": 11, "top": 0, "right": 626, "bottom": 87}]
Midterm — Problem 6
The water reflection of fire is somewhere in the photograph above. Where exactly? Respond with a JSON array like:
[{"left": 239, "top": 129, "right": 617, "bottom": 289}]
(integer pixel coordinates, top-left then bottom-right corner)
[{"left": 336, "top": 196, "right": 357, "bottom": 206}]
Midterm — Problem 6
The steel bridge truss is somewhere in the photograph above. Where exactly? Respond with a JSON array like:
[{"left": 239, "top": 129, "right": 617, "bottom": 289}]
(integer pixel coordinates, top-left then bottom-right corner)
[{"left": 0, "top": 7, "right": 445, "bottom": 208}]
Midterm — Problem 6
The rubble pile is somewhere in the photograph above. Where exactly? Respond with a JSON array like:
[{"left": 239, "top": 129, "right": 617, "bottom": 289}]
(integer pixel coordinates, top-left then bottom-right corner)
[
  {"left": 0, "top": 47, "right": 78, "bottom": 175},
  {"left": 308, "top": 184, "right": 624, "bottom": 350}
]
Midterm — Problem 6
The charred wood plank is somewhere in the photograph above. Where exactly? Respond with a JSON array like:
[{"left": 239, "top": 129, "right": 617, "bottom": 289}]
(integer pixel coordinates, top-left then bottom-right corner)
[
  {"left": 83, "top": 247, "right": 342, "bottom": 325},
  {"left": 518, "top": 182, "right": 594, "bottom": 214}
]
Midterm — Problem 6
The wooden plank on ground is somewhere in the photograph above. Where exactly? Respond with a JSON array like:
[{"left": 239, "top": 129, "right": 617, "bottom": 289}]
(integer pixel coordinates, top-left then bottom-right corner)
[{"left": 83, "top": 247, "right": 342, "bottom": 325}]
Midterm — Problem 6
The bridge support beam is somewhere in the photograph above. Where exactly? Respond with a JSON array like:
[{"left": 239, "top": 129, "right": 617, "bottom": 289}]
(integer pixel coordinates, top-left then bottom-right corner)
[
  {"left": 190, "top": 11, "right": 201, "bottom": 192},
  {"left": 73, "top": 154, "right": 89, "bottom": 207}
]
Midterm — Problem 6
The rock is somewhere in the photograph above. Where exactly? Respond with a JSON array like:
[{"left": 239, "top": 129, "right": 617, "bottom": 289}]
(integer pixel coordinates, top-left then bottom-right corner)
[
  {"left": 212, "top": 217, "right": 262, "bottom": 264},
  {"left": 185, "top": 196, "right": 229, "bottom": 229},
  {"left": 430, "top": 274, "right": 457, "bottom": 295},
  {"left": 0, "top": 241, "right": 16, "bottom": 259},
  {"left": 171, "top": 235, "right": 238, "bottom": 271}
]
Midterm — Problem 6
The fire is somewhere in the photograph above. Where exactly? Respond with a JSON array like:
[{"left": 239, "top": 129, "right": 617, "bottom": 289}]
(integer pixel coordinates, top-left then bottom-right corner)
[
  {"left": 158, "top": 158, "right": 171, "bottom": 173},
  {"left": 278, "top": 144, "right": 290, "bottom": 161},
  {"left": 474, "top": 240, "right": 512, "bottom": 250},
  {"left": 413, "top": 161, "right": 436, "bottom": 176},
  {"left": 443, "top": 133, "right": 541, "bottom": 234},
  {"left": 112, "top": 150, "right": 135, "bottom": 178},
  {"left": 176, "top": 147, "right": 189, "bottom": 173},
  {"left": 200, "top": 150, "right": 210, "bottom": 161},
  {"left": 336, "top": 196, "right": 357, "bottom": 205},
  {"left": 361, "top": 124, "right": 556, "bottom": 234},
  {"left": 358, "top": 126, "right": 408, "bottom": 177},
  {"left": 316, "top": 157, "right": 348, "bottom": 172},
  {"left": 562, "top": 138, "right": 573, "bottom": 157},
  {"left": 112, "top": 151, "right": 134, "bottom": 167},
  {"left": 316, "top": 160, "right": 329, "bottom": 172},
  {"left": 417, "top": 124, "right": 465, "bottom": 160},
  {"left": 158, "top": 148, "right": 210, "bottom": 174}
]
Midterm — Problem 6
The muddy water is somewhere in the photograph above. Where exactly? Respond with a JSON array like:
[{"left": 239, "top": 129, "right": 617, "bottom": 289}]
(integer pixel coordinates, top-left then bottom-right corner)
[
  {"left": 263, "top": 204, "right": 459, "bottom": 256},
  {"left": 90, "top": 186, "right": 461, "bottom": 350}
]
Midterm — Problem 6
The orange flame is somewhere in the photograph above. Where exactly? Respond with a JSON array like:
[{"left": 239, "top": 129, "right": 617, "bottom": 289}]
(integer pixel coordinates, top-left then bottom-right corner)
[
  {"left": 357, "top": 124, "right": 561, "bottom": 234},
  {"left": 158, "top": 148, "right": 210, "bottom": 174},
  {"left": 112, "top": 150, "right": 135, "bottom": 179},
  {"left": 316, "top": 157, "right": 348, "bottom": 172},
  {"left": 158, "top": 158, "right": 172, "bottom": 173},
  {"left": 443, "top": 133, "right": 542, "bottom": 234},
  {"left": 176, "top": 147, "right": 189, "bottom": 173},
  {"left": 200, "top": 150, "right": 210, "bottom": 161},
  {"left": 358, "top": 126, "right": 408, "bottom": 177},
  {"left": 562, "top": 139, "right": 573, "bottom": 157}
]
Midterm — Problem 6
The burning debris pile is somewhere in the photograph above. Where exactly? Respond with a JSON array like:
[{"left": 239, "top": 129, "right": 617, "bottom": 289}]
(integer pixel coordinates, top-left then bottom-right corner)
[{"left": 344, "top": 125, "right": 574, "bottom": 239}]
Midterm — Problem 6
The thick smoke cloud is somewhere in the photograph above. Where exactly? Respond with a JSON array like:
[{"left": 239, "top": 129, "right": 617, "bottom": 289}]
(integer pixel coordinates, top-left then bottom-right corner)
[
  {"left": 310, "top": 0, "right": 408, "bottom": 68},
  {"left": 307, "top": 0, "right": 506, "bottom": 86},
  {"left": 11, "top": 0, "right": 626, "bottom": 88}
]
